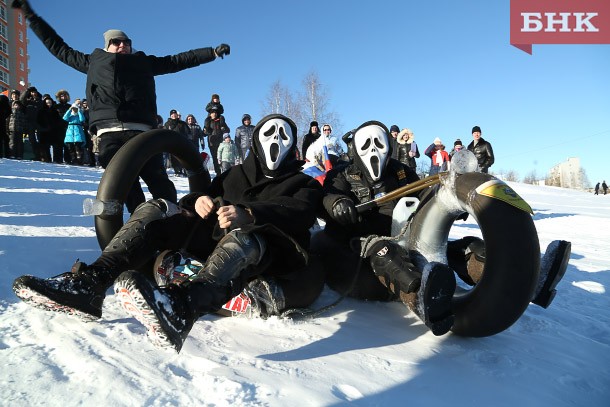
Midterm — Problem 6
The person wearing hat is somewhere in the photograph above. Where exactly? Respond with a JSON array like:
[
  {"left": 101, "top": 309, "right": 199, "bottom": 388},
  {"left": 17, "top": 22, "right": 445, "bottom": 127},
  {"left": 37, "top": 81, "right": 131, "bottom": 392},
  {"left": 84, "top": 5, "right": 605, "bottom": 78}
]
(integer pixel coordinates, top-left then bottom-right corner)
[
  {"left": 11, "top": 0, "right": 230, "bottom": 213},
  {"left": 234, "top": 113, "right": 255, "bottom": 162},
  {"left": 163, "top": 109, "right": 190, "bottom": 177},
  {"left": 19, "top": 86, "right": 43, "bottom": 161},
  {"left": 301, "top": 121, "right": 320, "bottom": 159},
  {"left": 449, "top": 138, "right": 464, "bottom": 159},
  {"left": 0, "top": 94, "right": 11, "bottom": 158},
  {"left": 424, "top": 137, "right": 450, "bottom": 175},
  {"left": 466, "top": 126, "right": 494, "bottom": 173},
  {"left": 205, "top": 94, "right": 224, "bottom": 115},
  {"left": 395, "top": 128, "right": 419, "bottom": 170},
  {"left": 203, "top": 106, "right": 230, "bottom": 175},
  {"left": 216, "top": 133, "right": 238, "bottom": 173},
  {"left": 389, "top": 125, "right": 400, "bottom": 159}
]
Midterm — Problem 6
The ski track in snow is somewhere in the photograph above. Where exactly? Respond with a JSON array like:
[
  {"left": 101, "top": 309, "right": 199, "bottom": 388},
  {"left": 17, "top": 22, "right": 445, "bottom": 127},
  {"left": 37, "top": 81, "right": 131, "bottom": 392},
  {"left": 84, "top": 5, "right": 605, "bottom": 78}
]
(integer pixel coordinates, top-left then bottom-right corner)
[{"left": 1, "top": 159, "right": 609, "bottom": 406}]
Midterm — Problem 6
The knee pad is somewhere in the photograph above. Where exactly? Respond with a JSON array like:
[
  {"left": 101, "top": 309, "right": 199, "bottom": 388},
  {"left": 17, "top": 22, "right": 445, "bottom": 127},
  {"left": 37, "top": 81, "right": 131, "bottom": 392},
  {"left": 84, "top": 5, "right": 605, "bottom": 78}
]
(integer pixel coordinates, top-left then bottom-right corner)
[{"left": 203, "top": 230, "right": 266, "bottom": 286}]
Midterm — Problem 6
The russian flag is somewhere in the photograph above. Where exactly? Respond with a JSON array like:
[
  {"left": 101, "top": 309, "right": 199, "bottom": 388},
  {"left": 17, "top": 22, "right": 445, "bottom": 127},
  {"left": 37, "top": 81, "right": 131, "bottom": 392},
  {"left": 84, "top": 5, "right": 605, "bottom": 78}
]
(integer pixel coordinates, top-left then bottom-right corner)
[{"left": 302, "top": 144, "right": 333, "bottom": 185}]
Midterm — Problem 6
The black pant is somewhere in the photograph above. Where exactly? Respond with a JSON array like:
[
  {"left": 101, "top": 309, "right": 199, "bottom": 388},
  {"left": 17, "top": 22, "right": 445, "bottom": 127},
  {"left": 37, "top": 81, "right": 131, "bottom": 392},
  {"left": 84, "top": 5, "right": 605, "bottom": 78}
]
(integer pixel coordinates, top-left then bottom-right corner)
[
  {"left": 98, "top": 130, "right": 177, "bottom": 214},
  {"left": 209, "top": 142, "right": 221, "bottom": 175},
  {"left": 311, "top": 231, "right": 393, "bottom": 301}
]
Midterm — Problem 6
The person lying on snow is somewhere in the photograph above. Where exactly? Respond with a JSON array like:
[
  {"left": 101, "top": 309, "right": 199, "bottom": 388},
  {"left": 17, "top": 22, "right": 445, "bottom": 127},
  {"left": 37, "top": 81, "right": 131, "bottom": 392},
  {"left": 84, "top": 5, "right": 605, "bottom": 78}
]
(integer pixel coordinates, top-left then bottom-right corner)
[{"left": 13, "top": 114, "right": 325, "bottom": 353}]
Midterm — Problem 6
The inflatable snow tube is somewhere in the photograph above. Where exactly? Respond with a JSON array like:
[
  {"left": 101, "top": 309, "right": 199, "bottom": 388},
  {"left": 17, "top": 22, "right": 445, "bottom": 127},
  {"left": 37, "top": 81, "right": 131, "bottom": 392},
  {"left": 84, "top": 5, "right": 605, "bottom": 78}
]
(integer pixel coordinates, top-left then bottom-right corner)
[
  {"left": 94, "top": 129, "right": 210, "bottom": 249},
  {"left": 407, "top": 172, "right": 540, "bottom": 337}
]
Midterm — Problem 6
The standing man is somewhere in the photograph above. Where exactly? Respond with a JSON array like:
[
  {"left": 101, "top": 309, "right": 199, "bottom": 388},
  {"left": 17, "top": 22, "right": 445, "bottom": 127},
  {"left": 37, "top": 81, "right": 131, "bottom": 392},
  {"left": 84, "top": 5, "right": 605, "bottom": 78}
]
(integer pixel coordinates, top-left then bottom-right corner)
[
  {"left": 12, "top": 0, "right": 230, "bottom": 213},
  {"left": 467, "top": 126, "right": 494, "bottom": 173},
  {"left": 204, "top": 106, "right": 230, "bottom": 175},
  {"left": 20, "top": 86, "right": 43, "bottom": 161},
  {"left": 234, "top": 113, "right": 254, "bottom": 162},
  {"left": 164, "top": 109, "right": 190, "bottom": 176},
  {"left": 301, "top": 121, "right": 320, "bottom": 158}
]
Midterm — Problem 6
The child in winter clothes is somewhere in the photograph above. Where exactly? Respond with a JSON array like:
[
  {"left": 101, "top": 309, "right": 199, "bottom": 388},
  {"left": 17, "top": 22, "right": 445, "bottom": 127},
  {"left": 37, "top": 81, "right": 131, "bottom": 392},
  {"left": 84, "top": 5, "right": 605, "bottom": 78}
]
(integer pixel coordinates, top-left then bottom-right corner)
[
  {"left": 205, "top": 93, "right": 224, "bottom": 115},
  {"left": 62, "top": 99, "right": 87, "bottom": 164},
  {"left": 424, "top": 137, "right": 450, "bottom": 175},
  {"left": 7, "top": 100, "right": 28, "bottom": 159},
  {"left": 216, "top": 133, "right": 238, "bottom": 173}
]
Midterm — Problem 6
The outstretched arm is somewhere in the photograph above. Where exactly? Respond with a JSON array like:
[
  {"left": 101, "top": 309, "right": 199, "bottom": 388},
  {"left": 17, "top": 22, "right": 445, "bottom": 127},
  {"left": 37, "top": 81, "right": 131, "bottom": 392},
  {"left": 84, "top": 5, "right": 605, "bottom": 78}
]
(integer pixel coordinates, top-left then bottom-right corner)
[{"left": 12, "top": 0, "right": 89, "bottom": 73}]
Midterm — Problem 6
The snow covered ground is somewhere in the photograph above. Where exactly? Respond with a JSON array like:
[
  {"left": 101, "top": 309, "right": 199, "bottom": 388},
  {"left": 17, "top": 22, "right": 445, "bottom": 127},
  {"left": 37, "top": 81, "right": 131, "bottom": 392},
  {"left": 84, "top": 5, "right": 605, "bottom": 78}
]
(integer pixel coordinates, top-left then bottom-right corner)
[{"left": 1, "top": 159, "right": 609, "bottom": 407}]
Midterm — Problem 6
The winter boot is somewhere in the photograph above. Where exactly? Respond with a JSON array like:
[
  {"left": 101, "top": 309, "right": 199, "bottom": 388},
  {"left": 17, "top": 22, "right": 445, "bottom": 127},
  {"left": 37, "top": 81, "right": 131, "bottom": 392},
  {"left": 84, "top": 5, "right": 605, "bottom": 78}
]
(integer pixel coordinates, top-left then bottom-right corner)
[
  {"left": 532, "top": 240, "right": 571, "bottom": 308},
  {"left": 447, "top": 236, "right": 486, "bottom": 286},
  {"left": 242, "top": 277, "right": 286, "bottom": 318},
  {"left": 100, "top": 199, "right": 183, "bottom": 272},
  {"left": 400, "top": 262, "right": 457, "bottom": 336},
  {"left": 114, "top": 270, "right": 234, "bottom": 352},
  {"left": 12, "top": 261, "right": 116, "bottom": 321},
  {"left": 217, "top": 277, "right": 286, "bottom": 319},
  {"left": 367, "top": 240, "right": 421, "bottom": 294}
]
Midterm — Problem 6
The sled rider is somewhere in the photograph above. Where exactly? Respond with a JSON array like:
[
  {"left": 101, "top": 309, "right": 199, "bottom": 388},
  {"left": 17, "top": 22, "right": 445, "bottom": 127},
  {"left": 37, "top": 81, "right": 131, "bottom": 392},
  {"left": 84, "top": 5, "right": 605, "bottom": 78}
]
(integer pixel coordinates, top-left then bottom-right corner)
[
  {"left": 314, "top": 121, "right": 485, "bottom": 336},
  {"left": 11, "top": 0, "right": 230, "bottom": 214},
  {"left": 13, "top": 114, "right": 325, "bottom": 352}
]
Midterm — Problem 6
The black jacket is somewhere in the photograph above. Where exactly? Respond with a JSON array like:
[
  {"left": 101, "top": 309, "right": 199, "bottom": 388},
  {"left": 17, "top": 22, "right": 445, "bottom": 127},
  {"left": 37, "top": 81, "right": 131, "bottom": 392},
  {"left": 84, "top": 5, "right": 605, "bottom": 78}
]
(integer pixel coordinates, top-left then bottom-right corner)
[
  {"left": 28, "top": 15, "right": 216, "bottom": 134},
  {"left": 181, "top": 154, "right": 323, "bottom": 275},
  {"left": 203, "top": 116, "right": 230, "bottom": 146},
  {"left": 164, "top": 118, "right": 189, "bottom": 137},
  {"left": 467, "top": 137, "right": 494, "bottom": 172},
  {"left": 396, "top": 142, "right": 419, "bottom": 169},
  {"left": 322, "top": 159, "right": 420, "bottom": 241},
  {"left": 301, "top": 132, "right": 320, "bottom": 158}
]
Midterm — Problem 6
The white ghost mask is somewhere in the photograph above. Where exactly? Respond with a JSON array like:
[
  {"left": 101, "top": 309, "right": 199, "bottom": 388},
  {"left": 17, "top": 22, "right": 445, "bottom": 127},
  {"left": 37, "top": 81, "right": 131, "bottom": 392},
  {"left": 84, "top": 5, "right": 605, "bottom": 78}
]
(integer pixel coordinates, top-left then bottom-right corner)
[
  {"left": 257, "top": 118, "right": 295, "bottom": 170},
  {"left": 353, "top": 124, "right": 390, "bottom": 181}
]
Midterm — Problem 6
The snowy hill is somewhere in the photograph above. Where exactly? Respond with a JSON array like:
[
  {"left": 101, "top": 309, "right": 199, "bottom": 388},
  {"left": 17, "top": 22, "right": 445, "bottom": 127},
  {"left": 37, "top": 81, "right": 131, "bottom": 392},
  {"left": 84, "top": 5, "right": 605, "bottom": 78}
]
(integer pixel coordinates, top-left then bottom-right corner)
[{"left": 1, "top": 159, "right": 609, "bottom": 407}]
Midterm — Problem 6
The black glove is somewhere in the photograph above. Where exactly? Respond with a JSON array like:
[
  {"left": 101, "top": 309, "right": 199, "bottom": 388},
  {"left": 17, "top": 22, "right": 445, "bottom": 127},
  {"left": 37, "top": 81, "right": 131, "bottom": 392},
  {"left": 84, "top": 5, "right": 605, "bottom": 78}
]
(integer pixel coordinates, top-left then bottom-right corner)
[
  {"left": 215, "top": 44, "right": 230, "bottom": 59},
  {"left": 11, "top": 0, "right": 35, "bottom": 18},
  {"left": 331, "top": 198, "right": 359, "bottom": 226}
]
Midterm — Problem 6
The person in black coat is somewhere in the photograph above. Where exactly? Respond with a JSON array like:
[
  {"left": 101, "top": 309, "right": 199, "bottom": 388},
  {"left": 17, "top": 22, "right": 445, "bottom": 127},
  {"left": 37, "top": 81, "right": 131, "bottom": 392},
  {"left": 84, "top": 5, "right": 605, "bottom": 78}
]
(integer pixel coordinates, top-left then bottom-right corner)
[
  {"left": 36, "top": 95, "right": 62, "bottom": 162},
  {"left": 12, "top": 0, "right": 230, "bottom": 213},
  {"left": 0, "top": 94, "right": 11, "bottom": 158},
  {"left": 164, "top": 109, "right": 190, "bottom": 176},
  {"left": 301, "top": 120, "right": 320, "bottom": 159},
  {"left": 203, "top": 107, "right": 230, "bottom": 175},
  {"left": 467, "top": 126, "right": 494, "bottom": 173},
  {"left": 314, "top": 120, "right": 458, "bottom": 336},
  {"left": 13, "top": 114, "right": 325, "bottom": 353}
]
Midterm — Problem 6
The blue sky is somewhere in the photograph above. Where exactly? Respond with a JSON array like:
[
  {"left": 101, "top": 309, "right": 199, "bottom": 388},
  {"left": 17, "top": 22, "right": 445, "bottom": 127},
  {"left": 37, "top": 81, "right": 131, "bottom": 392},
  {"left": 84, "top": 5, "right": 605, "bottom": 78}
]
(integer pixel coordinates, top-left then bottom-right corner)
[{"left": 25, "top": 0, "right": 609, "bottom": 185}]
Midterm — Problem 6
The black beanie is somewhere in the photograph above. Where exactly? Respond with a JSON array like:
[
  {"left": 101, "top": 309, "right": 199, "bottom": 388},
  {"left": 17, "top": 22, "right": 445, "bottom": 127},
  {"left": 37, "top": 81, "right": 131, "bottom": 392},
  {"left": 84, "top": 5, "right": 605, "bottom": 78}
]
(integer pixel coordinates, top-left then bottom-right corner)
[
  {"left": 310, "top": 121, "right": 318, "bottom": 129},
  {"left": 390, "top": 125, "right": 400, "bottom": 133},
  {"left": 472, "top": 126, "right": 482, "bottom": 134},
  {"left": 454, "top": 139, "right": 463, "bottom": 146}
]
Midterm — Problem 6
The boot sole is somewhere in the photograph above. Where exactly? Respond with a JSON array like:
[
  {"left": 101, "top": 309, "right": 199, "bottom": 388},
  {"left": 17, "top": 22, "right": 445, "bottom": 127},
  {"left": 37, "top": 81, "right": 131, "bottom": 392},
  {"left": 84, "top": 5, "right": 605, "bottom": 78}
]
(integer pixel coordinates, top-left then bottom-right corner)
[
  {"left": 13, "top": 278, "right": 101, "bottom": 322},
  {"left": 113, "top": 273, "right": 178, "bottom": 352},
  {"left": 533, "top": 240, "right": 571, "bottom": 308},
  {"left": 421, "top": 263, "right": 456, "bottom": 336}
]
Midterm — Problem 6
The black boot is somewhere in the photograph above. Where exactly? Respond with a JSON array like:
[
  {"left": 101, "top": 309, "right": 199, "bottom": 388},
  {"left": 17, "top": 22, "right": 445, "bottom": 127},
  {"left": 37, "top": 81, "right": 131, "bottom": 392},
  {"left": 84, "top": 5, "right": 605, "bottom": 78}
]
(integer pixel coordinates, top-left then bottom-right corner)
[
  {"left": 368, "top": 241, "right": 421, "bottom": 293},
  {"left": 532, "top": 240, "right": 571, "bottom": 308},
  {"left": 114, "top": 270, "right": 232, "bottom": 352},
  {"left": 447, "top": 236, "right": 485, "bottom": 286},
  {"left": 12, "top": 261, "right": 116, "bottom": 321},
  {"left": 402, "top": 262, "right": 457, "bottom": 336}
]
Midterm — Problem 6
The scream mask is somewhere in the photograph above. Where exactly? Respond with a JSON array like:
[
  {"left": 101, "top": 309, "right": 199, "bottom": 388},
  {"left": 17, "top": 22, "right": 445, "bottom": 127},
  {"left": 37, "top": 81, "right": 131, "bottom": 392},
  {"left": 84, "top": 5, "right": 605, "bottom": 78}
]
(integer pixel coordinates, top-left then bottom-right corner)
[
  {"left": 252, "top": 114, "right": 298, "bottom": 177},
  {"left": 352, "top": 121, "right": 391, "bottom": 182}
]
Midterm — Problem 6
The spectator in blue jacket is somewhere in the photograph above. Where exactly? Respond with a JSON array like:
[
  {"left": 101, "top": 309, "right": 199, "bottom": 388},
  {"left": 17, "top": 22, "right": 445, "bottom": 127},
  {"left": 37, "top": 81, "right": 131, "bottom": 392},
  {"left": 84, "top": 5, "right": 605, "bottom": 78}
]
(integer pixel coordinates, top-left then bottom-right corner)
[{"left": 62, "top": 99, "right": 86, "bottom": 164}]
